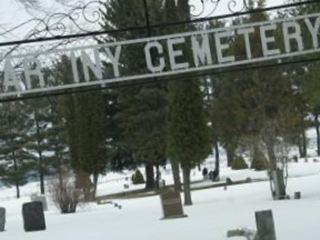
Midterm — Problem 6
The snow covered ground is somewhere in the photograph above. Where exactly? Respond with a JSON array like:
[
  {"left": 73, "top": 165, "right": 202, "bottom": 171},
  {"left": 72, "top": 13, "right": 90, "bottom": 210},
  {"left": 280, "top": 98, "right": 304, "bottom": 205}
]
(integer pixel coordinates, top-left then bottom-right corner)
[
  {"left": 1, "top": 128, "right": 320, "bottom": 240},
  {"left": 0, "top": 159, "right": 320, "bottom": 240}
]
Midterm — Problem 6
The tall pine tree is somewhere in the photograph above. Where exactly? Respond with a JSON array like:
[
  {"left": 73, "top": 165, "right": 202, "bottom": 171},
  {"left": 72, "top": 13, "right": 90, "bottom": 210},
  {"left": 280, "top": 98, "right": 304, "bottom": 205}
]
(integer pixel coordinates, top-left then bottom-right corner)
[
  {"left": 101, "top": 0, "right": 168, "bottom": 190},
  {"left": 165, "top": 0, "right": 210, "bottom": 205},
  {"left": 0, "top": 102, "right": 34, "bottom": 198}
]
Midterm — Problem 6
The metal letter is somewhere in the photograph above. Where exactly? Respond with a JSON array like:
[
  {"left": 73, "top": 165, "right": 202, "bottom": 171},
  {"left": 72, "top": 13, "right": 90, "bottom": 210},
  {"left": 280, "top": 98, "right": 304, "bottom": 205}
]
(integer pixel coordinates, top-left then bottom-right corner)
[
  {"left": 3, "top": 59, "right": 23, "bottom": 92},
  {"left": 238, "top": 27, "right": 255, "bottom": 59},
  {"left": 283, "top": 21, "right": 304, "bottom": 53},
  {"left": 167, "top": 37, "right": 189, "bottom": 70},
  {"left": 81, "top": 49, "right": 103, "bottom": 82},
  {"left": 144, "top": 41, "right": 166, "bottom": 73},
  {"left": 305, "top": 17, "right": 320, "bottom": 49},
  {"left": 104, "top": 46, "right": 122, "bottom": 78},
  {"left": 70, "top": 52, "right": 80, "bottom": 83},
  {"left": 260, "top": 24, "right": 281, "bottom": 56},
  {"left": 215, "top": 31, "right": 235, "bottom": 63},
  {"left": 191, "top": 34, "right": 213, "bottom": 67},
  {"left": 23, "top": 57, "right": 45, "bottom": 89}
]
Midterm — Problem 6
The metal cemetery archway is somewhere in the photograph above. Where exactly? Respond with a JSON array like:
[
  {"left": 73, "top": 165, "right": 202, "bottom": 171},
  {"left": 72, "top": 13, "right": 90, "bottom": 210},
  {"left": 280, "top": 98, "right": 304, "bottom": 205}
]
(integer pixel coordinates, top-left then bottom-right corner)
[{"left": 0, "top": 0, "right": 319, "bottom": 103}]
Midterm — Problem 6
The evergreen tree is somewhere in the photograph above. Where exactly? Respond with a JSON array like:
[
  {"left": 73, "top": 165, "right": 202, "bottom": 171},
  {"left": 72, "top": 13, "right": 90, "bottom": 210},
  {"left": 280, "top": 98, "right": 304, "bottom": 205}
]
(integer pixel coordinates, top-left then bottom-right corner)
[
  {"left": 25, "top": 98, "right": 53, "bottom": 194},
  {"left": 213, "top": 0, "right": 301, "bottom": 198},
  {"left": 289, "top": 0, "right": 320, "bottom": 156},
  {"left": 46, "top": 97, "right": 69, "bottom": 190},
  {"left": 165, "top": 0, "right": 210, "bottom": 205},
  {"left": 101, "top": 0, "right": 168, "bottom": 190},
  {"left": 0, "top": 102, "right": 33, "bottom": 198},
  {"left": 53, "top": 55, "right": 108, "bottom": 200}
]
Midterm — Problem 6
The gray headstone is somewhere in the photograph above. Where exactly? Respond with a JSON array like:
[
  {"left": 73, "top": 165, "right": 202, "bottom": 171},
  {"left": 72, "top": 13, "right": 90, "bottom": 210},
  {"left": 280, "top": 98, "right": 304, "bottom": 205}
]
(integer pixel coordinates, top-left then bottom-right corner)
[
  {"left": 226, "top": 177, "right": 233, "bottom": 185},
  {"left": 22, "top": 202, "right": 46, "bottom": 232},
  {"left": 0, "top": 207, "right": 5, "bottom": 232},
  {"left": 294, "top": 192, "right": 301, "bottom": 200},
  {"left": 255, "top": 210, "right": 276, "bottom": 240},
  {"left": 160, "top": 188, "right": 187, "bottom": 219},
  {"left": 31, "top": 195, "right": 48, "bottom": 211}
]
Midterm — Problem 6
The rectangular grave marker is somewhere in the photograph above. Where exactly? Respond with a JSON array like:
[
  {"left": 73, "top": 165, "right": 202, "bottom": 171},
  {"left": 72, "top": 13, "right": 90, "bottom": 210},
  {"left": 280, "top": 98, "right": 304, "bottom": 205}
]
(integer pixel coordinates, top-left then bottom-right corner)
[
  {"left": 22, "top": 202, "right": 46, "bottom": 232},
  {"left": 160, "top": 188, "right": 187, "bottom": 220},
  {"left": 0, "top": 207, "right": 5, "bottom": 232},
  {"left": 255, "top": 210, "right": 276, "bottom": 240}
]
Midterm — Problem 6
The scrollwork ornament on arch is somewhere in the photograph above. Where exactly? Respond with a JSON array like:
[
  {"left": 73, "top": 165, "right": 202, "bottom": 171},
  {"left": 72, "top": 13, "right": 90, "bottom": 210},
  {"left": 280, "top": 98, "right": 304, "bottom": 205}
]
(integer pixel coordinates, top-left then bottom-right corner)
[
  {"left": 190, "top": 0, "right": 254, "bottom": 18},
  {"left": 190, "top": 0, "right": 221, "bottom": 18},
  {"left": 227, "top": 0, "right": 252, "bottom": 13},
  {"left": 0, "top": 0, "right": 106, "bottom": 40}
]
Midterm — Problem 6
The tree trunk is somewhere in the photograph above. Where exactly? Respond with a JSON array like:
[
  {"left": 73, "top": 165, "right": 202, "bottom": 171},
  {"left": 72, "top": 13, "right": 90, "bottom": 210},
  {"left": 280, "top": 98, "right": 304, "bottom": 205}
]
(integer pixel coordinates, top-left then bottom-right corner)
[
  {"left": 75, "top": 169, "right": 92, "bottom": 201},
  {"left": 39, "top": 152, "right": 45, "bottom": 195},
  {"left": 35, "top": 113, "right": 45, "bottom": 195},
  {"left": 155, "top": 165, "right": 160, "bottom": 189},
  {"left": 265, "top": 140, "right": 286, "bottom": 199},
  {"left": 16, "top": 183, "right": 20, "bottom": 199},
  {"left": 13, "top": 154, "right": 20, "bottom": 199},
  {"left": 226, "top": 146, "right": 235, "bottom": 167},
  {"left": 145, "top": 163, "right": 155, "bottom": 190},
  {"left": 315, "top": 114, "right": 320, "bottom": 156},
  {"left": 214, "top": 141, "right": 220, "bottom": 178},
  {"left": 182, "top": 167, "right": 192, "bottom": 206},
  {"left": 298, "top": 136, "right": 303, "bottom": 158},
  {"left": 298, "top": 109, "right": 307, "bottom": 158},
  {"left": 57, "top": 158, "right": 64, "bottom": 192},
  {"left": 170, "top": 160, "right": 181, "bottom": 192},
  {"left": 92, "top": 172, "right": 99, "bottom": 199},
  {"left": 266, "top": 141, "right": 277, "bottom": 171},
  {"left": 302, "top": 131, "right": 307, "bottom": 158}
]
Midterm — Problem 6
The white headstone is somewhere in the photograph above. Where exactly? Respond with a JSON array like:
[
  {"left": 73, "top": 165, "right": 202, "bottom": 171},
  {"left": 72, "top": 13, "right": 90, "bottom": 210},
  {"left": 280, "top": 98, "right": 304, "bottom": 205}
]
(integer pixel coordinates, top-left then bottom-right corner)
[{"left": 31, "top": 195, "right": 48, "bottom": 211}]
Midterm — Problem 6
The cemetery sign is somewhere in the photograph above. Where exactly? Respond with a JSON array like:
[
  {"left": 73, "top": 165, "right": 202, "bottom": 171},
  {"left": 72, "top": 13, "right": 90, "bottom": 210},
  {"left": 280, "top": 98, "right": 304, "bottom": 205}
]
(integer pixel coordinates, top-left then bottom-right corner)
[{"left": 1, "top": 12, "right": 320, "bottom": 98}]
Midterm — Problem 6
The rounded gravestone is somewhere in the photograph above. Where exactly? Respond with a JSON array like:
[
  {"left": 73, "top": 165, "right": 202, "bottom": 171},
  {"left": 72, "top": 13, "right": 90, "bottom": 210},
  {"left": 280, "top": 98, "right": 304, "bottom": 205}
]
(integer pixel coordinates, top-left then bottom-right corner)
[
  {"left": 22, "top": 202, "right": 46, "bottom": 232},
  {"left": 0, "top": 207, "right": 5, "bottom": 232}
]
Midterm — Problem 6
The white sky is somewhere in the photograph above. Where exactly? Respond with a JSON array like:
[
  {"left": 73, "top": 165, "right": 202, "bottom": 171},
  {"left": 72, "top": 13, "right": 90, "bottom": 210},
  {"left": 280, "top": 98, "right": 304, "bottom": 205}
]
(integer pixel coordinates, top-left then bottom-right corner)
[{"left": 0, "top": 0, "right": 285, "bottom": 42}]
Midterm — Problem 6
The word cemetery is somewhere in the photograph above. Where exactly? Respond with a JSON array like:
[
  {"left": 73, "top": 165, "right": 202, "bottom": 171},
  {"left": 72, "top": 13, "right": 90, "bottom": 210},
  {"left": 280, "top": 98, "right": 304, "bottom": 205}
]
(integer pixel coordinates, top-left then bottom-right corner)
[{"left": 1, "top": 12, "right": 320, "bottom": 98}]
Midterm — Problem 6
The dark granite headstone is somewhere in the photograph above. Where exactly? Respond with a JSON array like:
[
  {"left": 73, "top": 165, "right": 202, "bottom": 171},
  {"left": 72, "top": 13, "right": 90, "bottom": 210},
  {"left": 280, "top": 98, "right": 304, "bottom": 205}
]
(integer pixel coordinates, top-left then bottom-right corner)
[
  {"left": 160, "top": 188, "right": 187, "bottom": 219},
  {"left": 246, "top": 177, "right": 252, "bottom": 183},
  {"left": 22, "top": 202, "right": 46, "bottom": 232},
  {"left": 255, "top": 210, "right": 276, "bottom": 240},
  {"left": 209, "top": 170, "right": 219, "bottom": 181},
  {"left": 226, "top": 177, "right": 233, "bottom": 185},
  {"left": 0, "top": 207, "right": 5, "bottom": 232},
  {"left": 294, "top": 192, "right": 301, "bottom": 199}
]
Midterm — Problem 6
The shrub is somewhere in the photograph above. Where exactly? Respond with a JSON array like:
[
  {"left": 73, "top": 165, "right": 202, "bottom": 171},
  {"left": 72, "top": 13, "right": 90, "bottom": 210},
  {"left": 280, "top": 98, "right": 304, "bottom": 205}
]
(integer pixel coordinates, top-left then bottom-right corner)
[
  {"left": 50, "top": 174, "right": 81, "bottom": 214},
  {"left": 251, "top": 152, "right": 267, "bottom": 171},
  {"left": 251, "top": 157, "right": 267, "bottom": 171},
  {"left": 131, "top": 169, "right": 145, "bottom": 185},
  {"left": 232, "top": 156, "right": 248, "bottom": 170}
]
